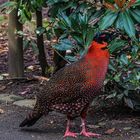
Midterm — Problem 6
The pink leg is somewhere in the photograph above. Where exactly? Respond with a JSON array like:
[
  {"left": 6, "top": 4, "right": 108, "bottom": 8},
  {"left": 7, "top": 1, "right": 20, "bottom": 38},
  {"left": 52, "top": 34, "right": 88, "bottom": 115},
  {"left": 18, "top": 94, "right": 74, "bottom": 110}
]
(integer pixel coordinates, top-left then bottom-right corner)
[
  {"left": 63, "top": 119, "right": 78, "bottom": 138},
  {"left": 80, "top": 118, "right": 101, "bottom": 137}
]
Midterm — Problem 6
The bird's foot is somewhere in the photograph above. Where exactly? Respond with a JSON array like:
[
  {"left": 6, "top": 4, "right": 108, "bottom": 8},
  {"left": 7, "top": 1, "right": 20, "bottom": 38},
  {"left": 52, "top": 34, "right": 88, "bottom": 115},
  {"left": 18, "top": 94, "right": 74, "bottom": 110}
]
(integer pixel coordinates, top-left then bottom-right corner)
[
  {"left": 80, "top": 131, "right": 101, "bottom": 138},
  {"left": 63, "top": 131, "right": 78, "bottom": 138}
]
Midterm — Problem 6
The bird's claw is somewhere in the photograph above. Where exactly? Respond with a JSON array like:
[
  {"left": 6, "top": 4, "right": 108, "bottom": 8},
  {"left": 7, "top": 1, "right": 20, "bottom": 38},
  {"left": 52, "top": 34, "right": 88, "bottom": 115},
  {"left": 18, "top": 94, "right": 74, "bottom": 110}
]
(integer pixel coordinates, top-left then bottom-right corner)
[
  {"left": 80, "top": 131, "right": 101, "bottom": 138},
  {"left": 63, "top": 131, "right": 78, "bottom": 138}
]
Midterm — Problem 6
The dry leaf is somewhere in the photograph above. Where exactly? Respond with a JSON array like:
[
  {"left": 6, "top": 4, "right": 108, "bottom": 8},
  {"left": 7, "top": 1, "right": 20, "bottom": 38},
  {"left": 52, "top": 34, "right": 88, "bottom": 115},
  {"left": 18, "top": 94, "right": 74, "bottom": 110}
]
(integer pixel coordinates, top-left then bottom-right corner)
[
  {"left": 0, "top": 109, "right": 4, "bottom": 114},
  {"left": 105, "top": 128, "right": 115, "bottom": 135},
  {"left": 27, "top": 65, "right": 34, "bottom": 71},
  {"left": 0, "top": 86, "right": 6, "bottom": 91}
]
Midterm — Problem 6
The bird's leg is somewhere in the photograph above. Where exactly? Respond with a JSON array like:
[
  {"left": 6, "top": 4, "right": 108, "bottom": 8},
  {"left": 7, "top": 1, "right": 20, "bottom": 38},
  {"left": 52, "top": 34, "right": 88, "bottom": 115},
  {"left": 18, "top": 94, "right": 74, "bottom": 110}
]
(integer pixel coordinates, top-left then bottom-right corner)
[
  {"left": 63, "top": 119, "right": 78, "bottom": 138},
  {"left": 80, "top": 108, "right": 101, "bottom": 137}
]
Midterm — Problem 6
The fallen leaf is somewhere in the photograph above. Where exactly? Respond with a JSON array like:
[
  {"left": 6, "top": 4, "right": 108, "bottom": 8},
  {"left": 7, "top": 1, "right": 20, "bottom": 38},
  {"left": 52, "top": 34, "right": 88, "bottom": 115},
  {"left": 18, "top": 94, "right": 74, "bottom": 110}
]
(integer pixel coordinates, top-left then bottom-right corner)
[
  {"left": 1, "top": 73, "right": 9, "bottom": 77},
  {"left": 7, "top": 82, "right": 13, "bottom": 85},
  {"left": 0, "top": 85, "right": 6, "bottom": 91},
  {"left": 105, "top": 128, "right": 115, "bottom": 135},
  {"left": 0, "top": 109, "right": 4, "bottom": 114},
  {"left": 27, "top": 65, "right": 34, "bottom": 71},
  {"left": 19, "top": 90, "right": 29, "bottom": 95}
]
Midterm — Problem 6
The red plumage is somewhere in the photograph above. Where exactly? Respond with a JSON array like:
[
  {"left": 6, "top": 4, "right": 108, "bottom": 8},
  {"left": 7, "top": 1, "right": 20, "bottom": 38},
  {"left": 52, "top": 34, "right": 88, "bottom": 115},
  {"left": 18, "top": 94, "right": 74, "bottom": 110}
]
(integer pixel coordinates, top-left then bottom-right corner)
[{"left": 19, "top": 33, "right": 110, "bottom": 138}]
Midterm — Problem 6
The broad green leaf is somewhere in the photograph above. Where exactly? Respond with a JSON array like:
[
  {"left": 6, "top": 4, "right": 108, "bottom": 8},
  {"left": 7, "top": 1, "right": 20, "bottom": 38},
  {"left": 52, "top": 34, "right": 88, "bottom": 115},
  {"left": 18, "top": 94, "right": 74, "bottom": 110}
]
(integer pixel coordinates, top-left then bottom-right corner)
[
  {"left": 72, "top": 34, "right": 83, "bottom": 45},
  {"left": 78, "top": 13, "right": 88, "bottom": 25},
  {"left": 109, "top": 64, "right": 116, "bottom": 71},
  {"left": 59, "top": 11, "right": 71, "bottom": 28},
  {"left": 18, "top": 7, "right": 32, "bottom": 23},
  {"left": 89, "top": 10, "right": 105, "bottom": 21},
  {"left": 122, "top": 11, "right": 136, "bottom": 38},
  {"left": 36, "top": 27, "right": 46, "bottom": 35},
  {"left": 130, "top": 9, "right": 140, "bottom": 23},
  {"left": 115, "top": 13, "right": 124, "bottom": 30},
  {"left": 108, "top": 39, "right": 127, "bottom": 53},
  {"left": 120, "top": 54, "right": 129, "bottom": 65},
  {"left": 53, "top": 39, "right": 73, "bottom": 51},
  {"left": 114, "top": 73, "right": 121, "bottom": 82},
  {"left": 85, "top": 28, "right": 95, "bottom": 47},
  {"left": 99, "top": 10, "right": 118, "bottom": 30},
  {"left": 65, "top": 55, "right": 78, "bottom": 62}
]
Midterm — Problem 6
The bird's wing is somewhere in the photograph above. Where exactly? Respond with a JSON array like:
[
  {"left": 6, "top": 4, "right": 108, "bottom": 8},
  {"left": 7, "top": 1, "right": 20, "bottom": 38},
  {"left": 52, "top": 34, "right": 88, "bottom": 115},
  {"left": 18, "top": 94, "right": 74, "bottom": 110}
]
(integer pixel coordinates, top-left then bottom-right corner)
[{"left": 38, "top": 58, "right": 96, "bottom": 104}]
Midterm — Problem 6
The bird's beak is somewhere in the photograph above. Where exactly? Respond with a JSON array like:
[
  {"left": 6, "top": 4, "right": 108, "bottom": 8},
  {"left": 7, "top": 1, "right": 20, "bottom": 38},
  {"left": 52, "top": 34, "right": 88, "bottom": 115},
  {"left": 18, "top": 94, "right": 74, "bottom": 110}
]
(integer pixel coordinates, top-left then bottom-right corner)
[
  {"left": 101, "top": 46, "right": 108, "bottom": 50},
  {"left": 101, "top": 42, "right": 108, "bottom": 50}
]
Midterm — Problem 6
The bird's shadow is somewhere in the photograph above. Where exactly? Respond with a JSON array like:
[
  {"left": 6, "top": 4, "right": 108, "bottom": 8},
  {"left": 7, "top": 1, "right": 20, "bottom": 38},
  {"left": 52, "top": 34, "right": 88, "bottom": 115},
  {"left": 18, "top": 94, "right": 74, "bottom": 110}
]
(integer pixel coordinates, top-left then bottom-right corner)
[{"left": 19, "top": 127, "right": 64, "bottom": 134}]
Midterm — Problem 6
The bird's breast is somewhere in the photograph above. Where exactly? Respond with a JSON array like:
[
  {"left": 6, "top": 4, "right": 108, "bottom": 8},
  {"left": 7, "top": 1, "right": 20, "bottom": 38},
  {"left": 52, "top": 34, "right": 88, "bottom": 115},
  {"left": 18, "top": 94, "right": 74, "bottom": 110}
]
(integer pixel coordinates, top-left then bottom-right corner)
[{"left": 84, "top": 57, "right": 109, "bottom": 92}]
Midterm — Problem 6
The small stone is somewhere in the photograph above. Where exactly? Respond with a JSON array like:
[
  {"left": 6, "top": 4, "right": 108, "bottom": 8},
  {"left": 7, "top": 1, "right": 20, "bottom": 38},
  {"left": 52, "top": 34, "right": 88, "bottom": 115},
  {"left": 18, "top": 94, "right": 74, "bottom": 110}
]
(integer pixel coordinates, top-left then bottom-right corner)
[
  {"left": 50, "top": 121, "right": 54, "bottom": 124},
  {"left": 0, "top": 75, "right": 4, "bottom": 80},
  {"left": 87, "top": 125, "right": 100, "bottom": 129},
  {"left": 27, "top": 65, "right": 34, "bottom": 71},
  {"left": 1, "top": 73, "right": 9, "bottom": 77},
  {"left": 123, "top": 127, "right": 132, "bottom": 130},
  {"left": 98, "top": 122, "right": 106, "bottom": 126},
  {"left": 0, "top": 94, "right": 24, "bottom": 104},
  {"left": 13, "top": 99, "right": 36, "bottom": 109},
  {"left": 0, "top": 86, "right": 6, "bottom": 91},
  {"left": 10, "top": 95, "right": 24, "bottom": 101},
  {"left": 0, "top": 94, "right": 13, "bottom": 103}
]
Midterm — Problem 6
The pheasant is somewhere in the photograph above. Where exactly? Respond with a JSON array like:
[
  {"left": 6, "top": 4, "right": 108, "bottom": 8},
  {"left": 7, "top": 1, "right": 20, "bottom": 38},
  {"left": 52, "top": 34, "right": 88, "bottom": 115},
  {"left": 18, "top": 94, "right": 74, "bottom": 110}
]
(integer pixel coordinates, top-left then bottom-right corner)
[{"left": 20, "top": 32, "right": 112, "bottom": 138}]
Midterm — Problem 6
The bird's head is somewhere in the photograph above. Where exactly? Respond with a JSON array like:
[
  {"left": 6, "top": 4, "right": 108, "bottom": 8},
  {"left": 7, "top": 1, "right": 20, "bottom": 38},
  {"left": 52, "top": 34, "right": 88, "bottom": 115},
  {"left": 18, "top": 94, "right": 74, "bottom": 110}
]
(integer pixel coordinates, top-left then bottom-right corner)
[
  {"left": 88, "top": 32, "right": 113, "bottom": 52},
  {"left": 94, "top": 32, "right": 112, "bottom": 44}
]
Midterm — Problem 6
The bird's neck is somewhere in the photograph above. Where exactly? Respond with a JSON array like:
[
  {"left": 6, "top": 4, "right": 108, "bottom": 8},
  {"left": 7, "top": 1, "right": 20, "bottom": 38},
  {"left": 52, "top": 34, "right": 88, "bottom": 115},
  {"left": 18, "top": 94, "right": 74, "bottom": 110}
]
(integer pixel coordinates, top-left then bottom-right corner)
[
  {"left": 86, "top": 48, "right": 109, "bottom": 61},
  {"left": 87, "top": 41, "right": 109, "bottom": 59}
]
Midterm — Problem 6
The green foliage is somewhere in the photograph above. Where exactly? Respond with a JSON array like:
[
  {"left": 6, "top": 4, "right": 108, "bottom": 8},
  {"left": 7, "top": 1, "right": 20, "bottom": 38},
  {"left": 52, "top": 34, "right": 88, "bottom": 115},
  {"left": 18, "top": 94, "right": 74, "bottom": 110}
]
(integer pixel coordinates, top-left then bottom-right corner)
[
  {"left": 108, "top": 39, "right": 127, "bottom": 53},
  {"left": 106, "top": 42, "right": 140, "bottom": 109},
  {"left": 100, "top": 0, "right": 140, "bottom": 39},
  {"left": 99, "top": 10, "right": 118, "bottom": 30},
  {"left": 0, "top": 1, "right": 17, "bottom": 14},
  {"left": 53, "top": 39, "right": 74, "bottom": 51},
  {"left": 23, "top": 39, "right": 39, "bottom": 54},
  {"left": 36, "top": 27, "right": 46, "bottom": 35},
  {"left": 1, "top": 0, "right": 140, "bottom": 109},
  {"left": 46, "top": 1, "right": 140, "bottom": 108}
]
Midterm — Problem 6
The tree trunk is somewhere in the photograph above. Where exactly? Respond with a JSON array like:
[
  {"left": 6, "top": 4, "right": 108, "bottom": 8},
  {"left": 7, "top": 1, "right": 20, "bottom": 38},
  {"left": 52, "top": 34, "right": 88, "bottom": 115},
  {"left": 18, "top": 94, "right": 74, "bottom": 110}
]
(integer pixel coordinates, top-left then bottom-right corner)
[
  {"left": 36, "top": 9, "right": 49, "bottom": 76},
  {"left": 8, "top": 9, "right": 24, "bottom": 78}
]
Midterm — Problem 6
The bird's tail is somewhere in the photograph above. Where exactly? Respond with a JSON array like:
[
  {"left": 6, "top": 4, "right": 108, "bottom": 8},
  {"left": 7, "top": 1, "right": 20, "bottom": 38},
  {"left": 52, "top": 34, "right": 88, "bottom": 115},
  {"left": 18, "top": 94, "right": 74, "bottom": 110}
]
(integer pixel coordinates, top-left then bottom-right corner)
[{"left": 19, "top": 101, "right": 43, "bottom": 127}]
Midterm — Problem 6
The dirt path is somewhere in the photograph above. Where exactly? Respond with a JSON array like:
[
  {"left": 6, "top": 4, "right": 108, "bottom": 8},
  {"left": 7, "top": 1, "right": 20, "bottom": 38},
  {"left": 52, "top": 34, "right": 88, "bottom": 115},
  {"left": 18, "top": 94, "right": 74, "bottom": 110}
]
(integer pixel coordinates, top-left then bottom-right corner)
[{"left": 1, "top": 100, "right": 140, "bottom": 140}]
